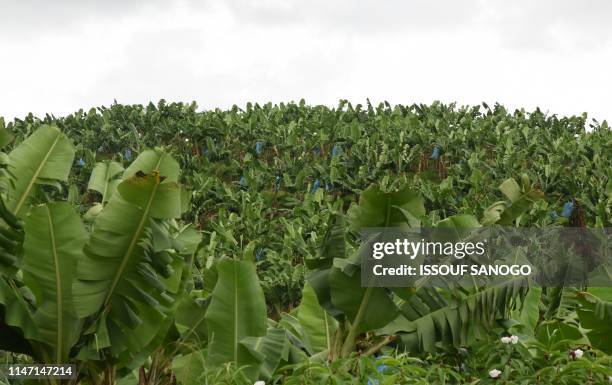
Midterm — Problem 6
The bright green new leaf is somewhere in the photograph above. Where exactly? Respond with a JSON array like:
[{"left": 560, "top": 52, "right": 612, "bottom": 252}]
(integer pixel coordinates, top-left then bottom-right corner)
[
  {"left": 5, "top": 125, "right": 74, "bottom": 216},
  {"left": 205, "top": 258, "right": 267, "bottom": 381},
  {"left": 22, "top": 203, "right": 87, "bottom": 363}
]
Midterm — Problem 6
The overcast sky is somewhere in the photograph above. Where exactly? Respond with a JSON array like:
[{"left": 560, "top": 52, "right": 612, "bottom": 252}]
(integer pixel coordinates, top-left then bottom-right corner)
[{"left": 0, "top": 0, "right": 610, "bottom": 121}]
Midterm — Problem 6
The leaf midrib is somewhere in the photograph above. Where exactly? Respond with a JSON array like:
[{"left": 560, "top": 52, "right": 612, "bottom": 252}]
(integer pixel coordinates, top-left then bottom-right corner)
[
  {"left": 234, "top": 262, "right": 238, "bottom": 363},
  {"left": 44, "top": 205, "right": 63, "bottom": 363},
  {"left": 324, "top": 311, "right": 331, "bottom": 351}
]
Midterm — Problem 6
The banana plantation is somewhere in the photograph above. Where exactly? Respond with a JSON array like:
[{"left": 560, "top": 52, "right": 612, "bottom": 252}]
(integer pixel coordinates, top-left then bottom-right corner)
[{"left": 0, "top": 100, "right": 610, "bottom": 384}]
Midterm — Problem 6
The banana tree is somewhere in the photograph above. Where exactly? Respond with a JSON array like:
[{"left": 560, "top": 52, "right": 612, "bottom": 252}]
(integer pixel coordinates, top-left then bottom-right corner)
[
  {"left": 306, "top": 181, "right": 538, "bottom": 359},
  {"left": 0, "top": 125, "right": 201, "bottom": 384}
]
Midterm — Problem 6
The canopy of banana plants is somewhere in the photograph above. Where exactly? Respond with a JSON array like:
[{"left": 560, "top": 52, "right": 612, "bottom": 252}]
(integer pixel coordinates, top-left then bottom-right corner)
[{"left": 0, "top": 100, "right": 610, "bottom": 384}]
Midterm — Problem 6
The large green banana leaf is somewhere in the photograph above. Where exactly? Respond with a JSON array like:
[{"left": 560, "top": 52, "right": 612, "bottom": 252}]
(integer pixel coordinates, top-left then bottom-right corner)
[
  {"left": 118, "top": 173, "right": 185, "bottom": 219},
  {"left": 347, "top": 185, "right": 425, "bottom": 231},
  {"left": 307, "top": 186, "right": 423, "bottom": 358},
  {"left": 205, "top": 258, "right": 267, "bottom": 381},
  {"left": 73, "top": 175, "right": 182, "bottom": 316},
  {"left": 5, "top": 125, "right": 74, "bottom": 216},
  {"left": 330, "top": 267, "right": 398, "bottom": 334},
  {"left": 22, "top": 202, "right": 87, "bottom": 363},
  {"left": 576, "top": 288, "right": 612, "bottom": 354},
  {"left": 123, "top": 149, "right": 180, "bottom": 182},
  {"left": 381, "top": 278, "right": 528, "bottom": 352},
  {"left": 242, "top": 327, "right": 288, "bottom": 381},
  {"left": 297, "top": 282, "right": 337, "bottom": 354},
  {"left": 87, "top": 160, "right": 124, "bottom": 203},
  {"left": 73, "top": 151, "right": 185, "bottom": 357},
  {"left": 510, "top": 286, "right": 542, "bottom": 335},
  {"left": 117, "top": 302, "right": 177, "bottom": 368},
  {"left": 331, "top": 267, "right": 398, "bottom": 357}
]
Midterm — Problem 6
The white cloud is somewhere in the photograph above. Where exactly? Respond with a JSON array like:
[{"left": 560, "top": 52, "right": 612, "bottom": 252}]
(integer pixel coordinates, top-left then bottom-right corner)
[{"left": 0, "top": 0, "right": 610, "bottom": 121}]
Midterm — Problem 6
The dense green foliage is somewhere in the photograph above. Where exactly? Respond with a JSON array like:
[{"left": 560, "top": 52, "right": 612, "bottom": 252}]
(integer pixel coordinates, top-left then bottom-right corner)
[
  {"left": 0, "top": 100, "right": 610, "bottom": 384},
  {"left": 4, "top": 100, "right": 610, "bottom": 309}
]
